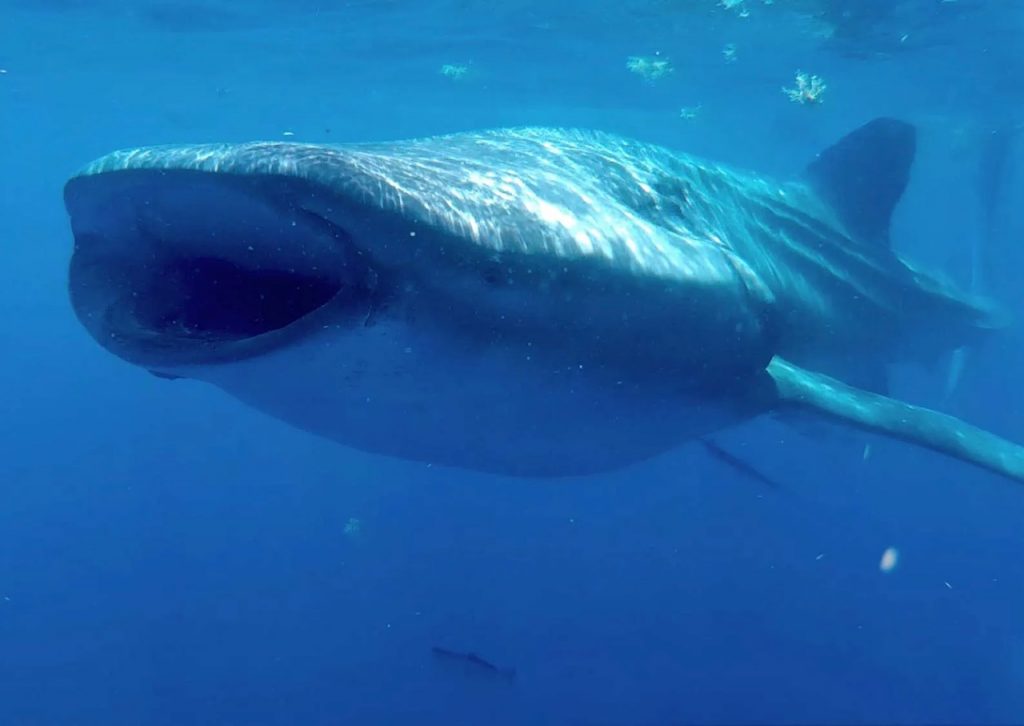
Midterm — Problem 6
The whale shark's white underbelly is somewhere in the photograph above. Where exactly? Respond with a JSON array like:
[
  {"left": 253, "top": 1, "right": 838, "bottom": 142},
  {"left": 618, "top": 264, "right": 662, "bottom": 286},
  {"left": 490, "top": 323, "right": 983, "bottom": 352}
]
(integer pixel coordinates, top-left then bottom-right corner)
[{"left": 176, "top": 316, "right": 762, "bottom": 477}]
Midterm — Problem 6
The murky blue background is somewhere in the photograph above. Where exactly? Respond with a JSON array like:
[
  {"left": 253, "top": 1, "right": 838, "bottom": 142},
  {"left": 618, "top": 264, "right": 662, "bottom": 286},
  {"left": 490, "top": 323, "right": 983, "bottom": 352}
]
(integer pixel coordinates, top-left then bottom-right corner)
[{"left": 2, "top": 1, "right": 1023, "bottom": 723}]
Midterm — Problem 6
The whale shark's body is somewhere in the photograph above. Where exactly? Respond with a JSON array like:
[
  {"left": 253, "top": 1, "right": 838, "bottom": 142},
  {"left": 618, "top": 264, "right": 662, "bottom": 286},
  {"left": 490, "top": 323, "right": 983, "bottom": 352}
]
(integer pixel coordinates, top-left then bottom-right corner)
[{"left": 64, "top": 119, "right": 1024, "bottom": 482}]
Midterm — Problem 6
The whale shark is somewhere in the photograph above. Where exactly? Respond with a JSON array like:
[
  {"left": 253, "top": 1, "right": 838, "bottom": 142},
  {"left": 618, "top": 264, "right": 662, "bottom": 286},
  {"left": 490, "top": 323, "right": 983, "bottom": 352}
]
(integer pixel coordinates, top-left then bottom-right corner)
[{"left": 63, "top": 118, "right": 1024, "bottom": 482}]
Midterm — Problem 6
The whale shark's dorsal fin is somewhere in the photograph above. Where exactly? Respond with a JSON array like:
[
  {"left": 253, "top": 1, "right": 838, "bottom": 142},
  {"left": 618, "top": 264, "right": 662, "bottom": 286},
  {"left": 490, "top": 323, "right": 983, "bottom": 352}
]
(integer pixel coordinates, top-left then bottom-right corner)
[
  {"left": 768, "top": 357, "right": 1024, "bottom": 484},
  {"left": 804, "top": 117, "right": 916, "bottom": 246}
]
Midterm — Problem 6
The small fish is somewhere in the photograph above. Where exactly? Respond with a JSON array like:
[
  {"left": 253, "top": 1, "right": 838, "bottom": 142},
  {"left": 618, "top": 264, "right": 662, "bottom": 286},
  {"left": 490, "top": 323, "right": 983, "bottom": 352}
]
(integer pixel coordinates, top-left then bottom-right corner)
[
  {"left": 699, "top": 439, "right": 784, "bottom": 490},
  {"left": 431, "top": 646, "right": 516, "bottom": 682}
]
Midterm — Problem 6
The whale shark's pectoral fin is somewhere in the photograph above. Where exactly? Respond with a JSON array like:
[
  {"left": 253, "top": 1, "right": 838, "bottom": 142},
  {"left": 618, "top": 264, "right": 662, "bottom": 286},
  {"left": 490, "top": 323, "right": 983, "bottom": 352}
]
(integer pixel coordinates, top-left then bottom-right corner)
[{"left": 767, "top": 357, "right": 1024, "bottom": 484}]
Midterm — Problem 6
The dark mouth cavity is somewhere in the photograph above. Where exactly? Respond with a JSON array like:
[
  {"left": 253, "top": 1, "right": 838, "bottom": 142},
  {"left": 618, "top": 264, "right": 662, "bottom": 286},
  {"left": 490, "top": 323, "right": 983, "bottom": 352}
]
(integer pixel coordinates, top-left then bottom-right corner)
[{"left": 134, "top": 255, "right": 344, "bottom": 341}]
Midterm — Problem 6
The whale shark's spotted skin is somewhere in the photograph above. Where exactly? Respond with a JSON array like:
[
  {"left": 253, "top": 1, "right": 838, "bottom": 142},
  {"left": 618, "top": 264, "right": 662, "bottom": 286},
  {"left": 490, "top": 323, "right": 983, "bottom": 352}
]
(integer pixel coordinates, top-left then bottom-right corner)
[
  {"left": 63, "top": 121, "right": 1024, "bottom": 482},
  {"left": 74, "top": 128, "right": 992, "bottom": 366}
]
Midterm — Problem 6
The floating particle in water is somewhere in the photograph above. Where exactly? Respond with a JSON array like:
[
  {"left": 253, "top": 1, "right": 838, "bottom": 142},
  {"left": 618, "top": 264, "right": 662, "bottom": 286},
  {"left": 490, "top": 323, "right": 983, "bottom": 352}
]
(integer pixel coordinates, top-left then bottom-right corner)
[
  {"left": 626, "top": 54, "right": 674, "bottom": 83},
  {"left": 879, "top": 547, "right": 899, "bottom": 572},
  {"left": 679, "top": 105, "right": 702, "bottom": 121},
  {"left": 722, "top": 43, "right": 738, "bottom": 62},
  {"left": 783, "top": 70, "right": 827, "bottom": 105},
  {"left": 343, "top": 517, "right": 362, "bottom": 539},
  {"left": 720, "top": 0, "right": 749, "bottom": 15},
  {"left": 720, "top": 0, "right": 751, "bottom": 17},
  {"left": 440, "top": 63, "right": 470, "bottom": 81}
]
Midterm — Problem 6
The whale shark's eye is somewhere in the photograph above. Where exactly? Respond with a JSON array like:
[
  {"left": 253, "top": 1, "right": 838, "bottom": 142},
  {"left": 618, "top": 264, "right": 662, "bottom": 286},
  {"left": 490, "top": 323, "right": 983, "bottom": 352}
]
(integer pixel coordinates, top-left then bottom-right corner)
[{"left": 482, "top": 264, "right": 514, "bottom": 287}]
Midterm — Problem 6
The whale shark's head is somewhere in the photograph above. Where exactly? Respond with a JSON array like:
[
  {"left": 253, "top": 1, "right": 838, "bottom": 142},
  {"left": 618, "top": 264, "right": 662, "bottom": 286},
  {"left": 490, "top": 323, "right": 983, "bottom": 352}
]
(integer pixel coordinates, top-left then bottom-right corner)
[{"left": 65, "top": 133, "right": 775, "bottom": 377}]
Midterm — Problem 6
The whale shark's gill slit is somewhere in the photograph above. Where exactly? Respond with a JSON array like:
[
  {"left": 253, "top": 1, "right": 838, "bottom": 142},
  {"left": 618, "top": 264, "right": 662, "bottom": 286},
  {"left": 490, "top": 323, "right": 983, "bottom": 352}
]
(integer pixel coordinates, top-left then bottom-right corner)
[{"left": 138, "top": 255, "right": 342, "bottom": 341}]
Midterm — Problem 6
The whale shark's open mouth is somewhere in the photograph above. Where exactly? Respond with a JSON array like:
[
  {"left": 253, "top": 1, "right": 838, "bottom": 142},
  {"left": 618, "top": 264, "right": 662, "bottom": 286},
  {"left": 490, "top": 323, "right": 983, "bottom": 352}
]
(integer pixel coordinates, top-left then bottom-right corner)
[
  {"left": 66, "top": 169, "right": 372, "bottom": 367},
  {"left": 133, "top": 255, "right": 339, "bottom": 340}
]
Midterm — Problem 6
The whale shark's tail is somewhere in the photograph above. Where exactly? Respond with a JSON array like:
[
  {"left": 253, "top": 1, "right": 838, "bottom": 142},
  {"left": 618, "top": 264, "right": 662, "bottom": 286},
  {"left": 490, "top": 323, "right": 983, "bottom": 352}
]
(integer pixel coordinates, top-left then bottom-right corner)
[{"left": 768, "top": 357, "right": 1024, "bottom": 484}]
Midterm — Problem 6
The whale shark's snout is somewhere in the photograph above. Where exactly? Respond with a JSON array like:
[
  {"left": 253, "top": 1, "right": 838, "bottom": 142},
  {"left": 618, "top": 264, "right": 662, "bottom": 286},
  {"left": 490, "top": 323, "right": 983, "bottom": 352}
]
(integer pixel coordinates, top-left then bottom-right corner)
[{"left": 66, "top": 166, "right": 380, "bottom": 369}]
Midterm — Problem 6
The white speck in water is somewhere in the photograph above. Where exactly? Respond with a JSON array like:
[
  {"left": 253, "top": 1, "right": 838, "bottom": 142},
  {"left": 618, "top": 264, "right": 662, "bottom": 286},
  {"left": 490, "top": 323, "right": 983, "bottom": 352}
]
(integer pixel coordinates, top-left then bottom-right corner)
[
  {"left": 944, "top": 581, "right": 953, "bottom": 590},
  {"left": 815, "top": 553, "right": 825, "bottom": 561},
  {"left": 282, "top": 130, "right": 295, "bottom": 136},
  {"left": 879, "top": 547, "right": 899, "bottom": 573}
]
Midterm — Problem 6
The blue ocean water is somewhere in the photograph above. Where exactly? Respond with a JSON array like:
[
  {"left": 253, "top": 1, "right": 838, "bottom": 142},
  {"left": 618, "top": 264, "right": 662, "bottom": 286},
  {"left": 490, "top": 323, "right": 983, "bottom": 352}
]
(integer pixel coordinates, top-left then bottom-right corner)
[{"left": 2, "top": 1, "right": 1024, "bottom": 723}]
